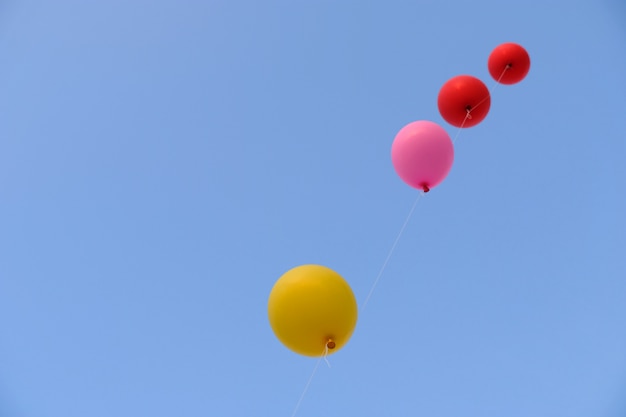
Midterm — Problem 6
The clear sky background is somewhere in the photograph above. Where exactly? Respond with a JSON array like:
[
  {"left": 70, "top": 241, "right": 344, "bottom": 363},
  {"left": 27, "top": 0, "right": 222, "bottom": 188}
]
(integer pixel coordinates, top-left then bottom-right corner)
[{"left": 1, "top": 1, "right": 625, "bottom": 416}]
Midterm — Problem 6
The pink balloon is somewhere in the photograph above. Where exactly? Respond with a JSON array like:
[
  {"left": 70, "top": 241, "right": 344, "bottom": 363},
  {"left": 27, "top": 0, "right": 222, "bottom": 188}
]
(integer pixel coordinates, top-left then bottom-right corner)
[{"left": 391, "top": 120, "right": 454, "bottom": 192}]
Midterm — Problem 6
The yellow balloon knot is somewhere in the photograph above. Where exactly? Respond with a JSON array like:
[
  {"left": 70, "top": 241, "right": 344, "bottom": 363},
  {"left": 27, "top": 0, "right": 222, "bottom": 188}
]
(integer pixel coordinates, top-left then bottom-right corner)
[{"left": 326, "top": 339, "right": 336, "bottom": 350}]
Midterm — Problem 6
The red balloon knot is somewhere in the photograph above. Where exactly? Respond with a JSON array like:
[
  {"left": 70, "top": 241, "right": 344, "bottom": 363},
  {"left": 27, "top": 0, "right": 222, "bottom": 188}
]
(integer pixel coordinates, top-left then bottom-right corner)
[{"left": 422, "top": 185, "right": 430, "bottom": 193}]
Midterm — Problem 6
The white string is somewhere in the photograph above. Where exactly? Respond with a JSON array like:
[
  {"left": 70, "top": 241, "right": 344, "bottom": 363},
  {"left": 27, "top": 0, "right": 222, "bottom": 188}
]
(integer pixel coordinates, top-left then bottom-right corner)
[
  {"left": 323, "top": 343, "right": 332, "bottom": 368},
  {"left": 289, "top": 193, "right": 424, "bottom": 417},
  {"left": 361, "top": 191, "right": 424, "bottom": 312},
  {"left": 289, "top": 64, "right": 513, "bottom": 417},
  {"left": 290, "top": 355, "right": 323, "bottom": 417},
  {"left": 291, "top": 192, "right": 424, "bottom": 415},
  {"left": 453, "top": 64, "right": 510, "bottom": 144},
  {"left": 359, "top": 66, "right": 512, "bottom": 316},
  {"left": 451, "top": 111, "right": 471, "bottom": 144}
]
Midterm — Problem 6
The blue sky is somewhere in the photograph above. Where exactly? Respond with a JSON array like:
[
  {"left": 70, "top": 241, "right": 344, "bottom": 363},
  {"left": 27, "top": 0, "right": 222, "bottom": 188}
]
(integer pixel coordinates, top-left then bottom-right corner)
[{"left": 1, "top": 1, "right": 625, "bottom": 416}]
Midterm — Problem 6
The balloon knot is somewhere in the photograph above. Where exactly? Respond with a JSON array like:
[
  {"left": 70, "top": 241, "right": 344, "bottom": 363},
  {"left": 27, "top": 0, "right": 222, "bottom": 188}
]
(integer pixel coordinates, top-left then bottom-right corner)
[
  {"left": 326, "top": 339, "right": 336, "bottom": 350},
  {"left": 422, "top": 185, "right": 430, "bottom": 193}
]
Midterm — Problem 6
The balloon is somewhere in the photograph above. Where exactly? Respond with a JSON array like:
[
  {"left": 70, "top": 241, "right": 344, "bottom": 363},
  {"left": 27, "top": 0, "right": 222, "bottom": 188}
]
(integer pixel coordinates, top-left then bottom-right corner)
[
  {"left": 391, "top": 120, "right": 454, "bottom": 192},
  {"left": 437, "top": 75, "right": 490, "bottom": 128},
  {"left": 268, "top": 264, "right": 358, "bottom": 357},
  {"left": 488, "top": 42, "right": 530, "bottom": 85}
]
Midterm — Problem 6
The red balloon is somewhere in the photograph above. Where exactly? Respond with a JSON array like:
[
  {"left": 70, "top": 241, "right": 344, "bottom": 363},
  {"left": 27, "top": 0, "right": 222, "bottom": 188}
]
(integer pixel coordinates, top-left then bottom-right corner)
[
  {"left": 488, "top": 43, "right": 530, "bottom": 85},
  {"left": 437, "top": 75, "right": 490, "bottom": 128}
]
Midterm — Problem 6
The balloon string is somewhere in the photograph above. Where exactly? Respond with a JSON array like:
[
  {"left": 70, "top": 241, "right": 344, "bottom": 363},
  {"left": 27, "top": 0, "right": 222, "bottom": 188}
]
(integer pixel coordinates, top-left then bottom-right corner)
[
  {"left": 323, "top": 344, "right": 332, "bottom": 368},
  {"left": 361, "top": 191, "right": 424, "bottom": 312},
  {"left": 290, "top": 64, "right": 512, "bottom": 417},
  {"left": 291, "top": 192, "right": 424, "bottom": 415},
  {"left": 496, "top": 65, "right": 510, "bottom": 84},
  {"left": 457, "top": 65, "right": 510, "bottom": 140},
  {"left": 474, "top": 65, "right": 509, "bottom": 112},
  {"left": 290, "top": 355, "right": 323, "bottom": 417},
  {"left": 452, "top": 112, "right": 470, "bottom": 144}
]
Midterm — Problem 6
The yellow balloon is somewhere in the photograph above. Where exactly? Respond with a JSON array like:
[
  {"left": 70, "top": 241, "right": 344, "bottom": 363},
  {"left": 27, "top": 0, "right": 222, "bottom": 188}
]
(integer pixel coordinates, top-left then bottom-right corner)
[{"left": 268, "top": 264, "right": 358, "bottom": 357}]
